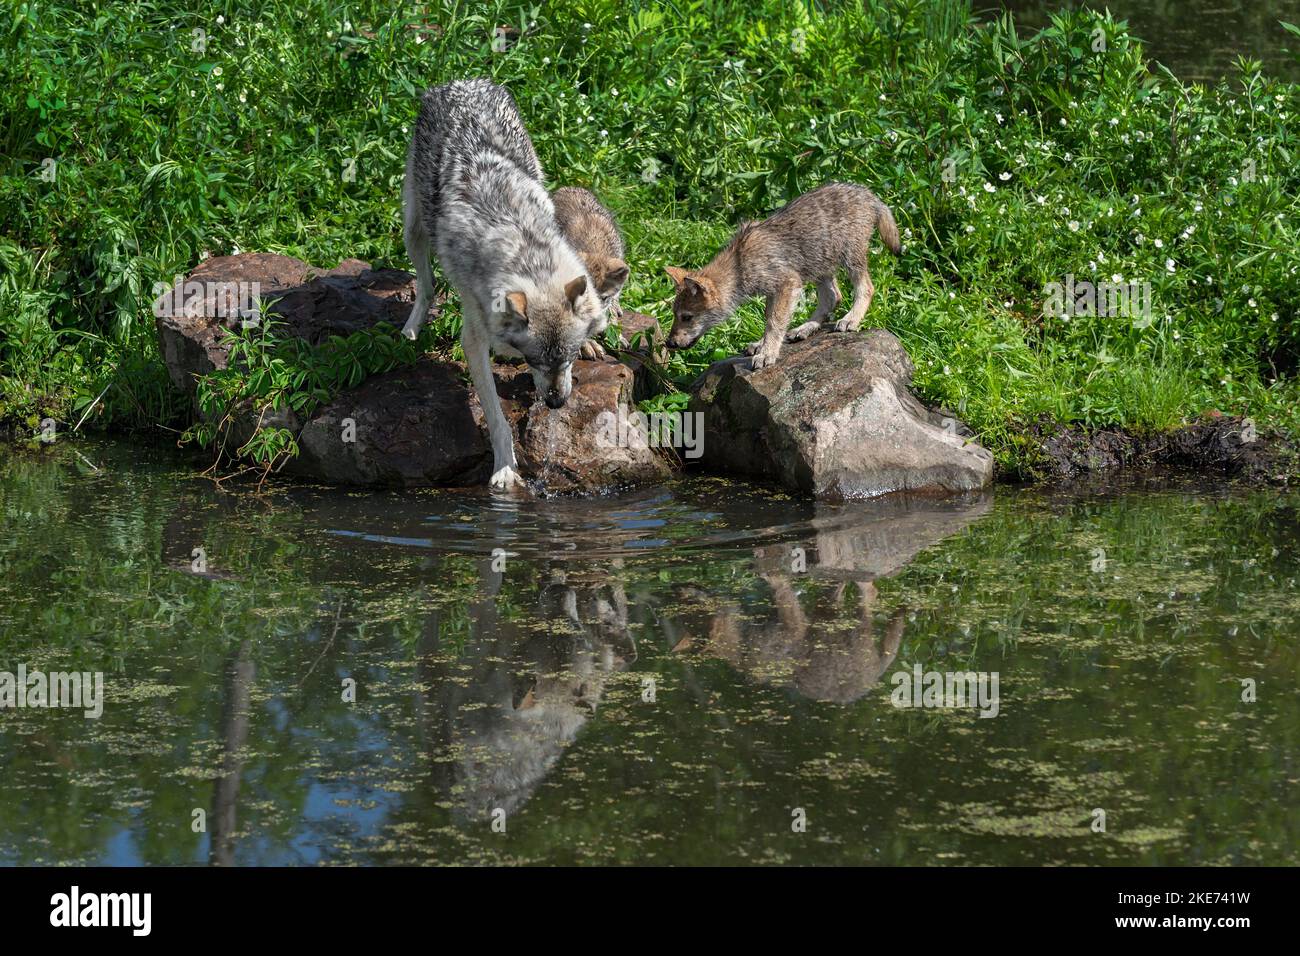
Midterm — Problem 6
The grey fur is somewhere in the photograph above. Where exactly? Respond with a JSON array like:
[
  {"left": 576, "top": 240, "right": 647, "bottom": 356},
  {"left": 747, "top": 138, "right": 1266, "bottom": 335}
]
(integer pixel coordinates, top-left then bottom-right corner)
[
  {"left": 665, "top": 181, "right": 901, "bottom": 369},
  {"left": 400, "top": 79, "right": 603, "bottom": 490}
]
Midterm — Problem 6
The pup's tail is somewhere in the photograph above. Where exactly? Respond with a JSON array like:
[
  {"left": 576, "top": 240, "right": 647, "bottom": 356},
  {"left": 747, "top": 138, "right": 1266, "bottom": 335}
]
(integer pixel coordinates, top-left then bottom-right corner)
[{"left": 875, "top": 200, "right": 902, "bottom": 256}]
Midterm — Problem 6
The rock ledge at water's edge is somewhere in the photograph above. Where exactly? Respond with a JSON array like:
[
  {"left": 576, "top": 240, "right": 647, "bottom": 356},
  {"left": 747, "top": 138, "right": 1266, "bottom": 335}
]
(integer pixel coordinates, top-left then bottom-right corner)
[
  {"left": 156, "top": 254, "right": 994, "bottom": 498},
  {"left": 155, "top": 254, "right": 671, "bottom": 494}
]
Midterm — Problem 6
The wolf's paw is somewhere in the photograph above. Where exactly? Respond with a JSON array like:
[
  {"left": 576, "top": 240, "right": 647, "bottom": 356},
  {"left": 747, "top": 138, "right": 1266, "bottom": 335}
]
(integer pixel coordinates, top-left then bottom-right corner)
[
  {"left": 489, "top": 465, "right": 525, "bottom": 491},
  {"left": 580, "top": 339, "right": 606, "bottom": 361},
  {"left": 743, "top": 340, "right": 762, "bottom": 356},
  {"left": 786, "top": 321, "right": 821, "bottom": 343},
  {"left": 832, "top": 318, "right": 862, "bottom": 333},
  {"left": 749, "top": 349, "right": 779, "bottom": 371},
  {"left": 401, "top": 317, "right": 423, "bottom": 340}
]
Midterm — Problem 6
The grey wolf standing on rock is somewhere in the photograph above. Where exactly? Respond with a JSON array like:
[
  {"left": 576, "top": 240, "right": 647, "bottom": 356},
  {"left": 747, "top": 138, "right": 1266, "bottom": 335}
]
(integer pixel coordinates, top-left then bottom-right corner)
[
  {"left": 551, "top": 186, "right": 629, "bottom": 359},
  {"left": 400, "top": 78, "right": 603, "bottom": 490},
  {"left": 664, "top": 181, "right": 901, "bottom": 369}
]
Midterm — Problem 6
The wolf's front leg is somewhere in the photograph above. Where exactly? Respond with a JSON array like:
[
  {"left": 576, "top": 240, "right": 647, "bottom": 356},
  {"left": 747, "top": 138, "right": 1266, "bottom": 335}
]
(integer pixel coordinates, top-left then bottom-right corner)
[
  {"left": 462, "top": 307, "right": 523, "bottom": 490},
  {"left": 750, "top": 281, "right": 801, "bottom": 370}
]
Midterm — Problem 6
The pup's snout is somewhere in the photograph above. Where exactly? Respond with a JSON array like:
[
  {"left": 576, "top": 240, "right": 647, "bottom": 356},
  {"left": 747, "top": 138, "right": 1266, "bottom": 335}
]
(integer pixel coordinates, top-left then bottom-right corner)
[{"left": 545, "top": 390, "right": 567, "bottom": 409}]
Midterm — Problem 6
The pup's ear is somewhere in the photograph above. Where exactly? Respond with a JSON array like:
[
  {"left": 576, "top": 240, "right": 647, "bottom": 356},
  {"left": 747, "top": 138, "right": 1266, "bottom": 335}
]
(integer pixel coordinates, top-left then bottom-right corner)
[
  {"left": 564, "top": 274, "right": 588, "bottom": 306},
  {"left": 665, "top": 265, "right": 690, "bottom": 289},
  {"left": 683, "top": 275, "right": 711, "bottom": 299},
  {"left": 502, "top": 291, "right": 528, "bottom": 329},
  {"left": 601, "top": 258, "right": 630, "bottom": 293}
]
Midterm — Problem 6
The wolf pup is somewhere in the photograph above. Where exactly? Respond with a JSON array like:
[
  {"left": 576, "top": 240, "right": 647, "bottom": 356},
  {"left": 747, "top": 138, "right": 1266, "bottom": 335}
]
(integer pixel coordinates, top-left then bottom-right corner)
[
  {"left": 551, "top": 187, "right": 629, "bottom": 359},
  {"left": 664, "top": 181, "right": 901, "bottom": 369},
  {"left": 400, "top": 79, "right": 604, "bottom": 490}
]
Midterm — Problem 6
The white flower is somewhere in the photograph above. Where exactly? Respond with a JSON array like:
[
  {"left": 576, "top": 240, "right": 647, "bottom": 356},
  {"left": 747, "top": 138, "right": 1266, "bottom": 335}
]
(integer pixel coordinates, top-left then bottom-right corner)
[
  {"left": 213, "top": 66, "right": 222, "bottom": 76},
  {"left": 1153, "top": 238, "right": 1163, "bottom": 248},
  {"left": 996, "top": 112, "right": 1004, "bottom": 124},
  {"left": 999, "top": 171, "right": 1011, "bottom": 181},
  {"left": 1248, "top": 298, "right": 1257, "bottom": 308},
  {"left": 983, "top": 182, "right": 995, "bottom": 192},
  {"left": 1068, "top": 221, "right": 1080, "bottom": 232},
  {"left": 965, "top": 224, "right": 975, "bottom": 233},
  {"left": 239, "top": 91, "right": 247, "bottom": 103},
  {"left": 1111, "top": 274, "right": 1122, "bottom": 283},
  {"left": 1108, "top": 117, "right": 1118, "bottom": 126},
  {"left": 1064, "top": 152, "right": 1073, "bottom": 162},
  {"left": 1059, "top": 117, "right": 1067, "bottom": 126},
  {"left": 1165, "top": 258, "right": 1176, "bottom": 273},
  {"left": 216, "top": 14, "right": 225, "bottom": 25}
]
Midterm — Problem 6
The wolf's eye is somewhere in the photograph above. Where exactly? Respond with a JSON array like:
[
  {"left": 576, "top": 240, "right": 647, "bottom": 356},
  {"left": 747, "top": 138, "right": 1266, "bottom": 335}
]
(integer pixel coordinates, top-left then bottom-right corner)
[{"left": 678, "top": 313, "right": 694, "bottom": 324}]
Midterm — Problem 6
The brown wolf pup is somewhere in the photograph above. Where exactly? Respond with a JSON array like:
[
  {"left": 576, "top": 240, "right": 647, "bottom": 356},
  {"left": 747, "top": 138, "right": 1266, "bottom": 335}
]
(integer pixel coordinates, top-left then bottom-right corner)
[
  {"left": 551, "top": 186, "right": 629, "bottom": 359},
  {"left": 664, "top": 181, "right": 901, "bottom": 369}
]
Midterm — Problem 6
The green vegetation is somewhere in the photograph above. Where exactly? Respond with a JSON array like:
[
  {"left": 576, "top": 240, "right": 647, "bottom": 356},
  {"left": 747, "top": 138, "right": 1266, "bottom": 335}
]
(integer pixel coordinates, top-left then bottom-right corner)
[{"left": 3, "top": 1, "right": 1298, "bottom": 475}]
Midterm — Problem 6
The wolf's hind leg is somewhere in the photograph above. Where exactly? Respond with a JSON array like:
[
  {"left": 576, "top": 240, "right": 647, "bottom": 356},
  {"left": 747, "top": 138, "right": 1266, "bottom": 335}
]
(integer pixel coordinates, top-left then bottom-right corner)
[
  {"left": 787, "top": 276, "right": 841, "bottom": 342},
  {"left": 401, "top": 179, "right": 436, "bottom": 340},
  {"left": 833, "top": 264, "right": 874, "bottom": 333}
]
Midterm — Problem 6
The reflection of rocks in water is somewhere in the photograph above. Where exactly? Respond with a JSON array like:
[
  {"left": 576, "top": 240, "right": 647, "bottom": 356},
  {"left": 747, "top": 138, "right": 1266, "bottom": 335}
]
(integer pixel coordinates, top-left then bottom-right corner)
[
  {"left": 667, "top": 494, "right": 991, "bottom": 703},
  {"left": 416, "top": 565, "right": 634, "bottom": 823},
  {"left": 804, "top": 493, "right": 993, "bottom": 580}
]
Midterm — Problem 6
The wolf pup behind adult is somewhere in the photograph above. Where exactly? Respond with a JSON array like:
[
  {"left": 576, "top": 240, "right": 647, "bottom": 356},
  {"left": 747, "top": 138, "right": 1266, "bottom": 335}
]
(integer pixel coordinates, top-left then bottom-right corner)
[
  {"left": 664, "top": 182, "right": 901, "bottom": 369},
  {"left": 551, "top": 186, "right": 629, "bottom": 360},
  {"left": 400, "top": 79, "right": 604, "bottom": 490}
]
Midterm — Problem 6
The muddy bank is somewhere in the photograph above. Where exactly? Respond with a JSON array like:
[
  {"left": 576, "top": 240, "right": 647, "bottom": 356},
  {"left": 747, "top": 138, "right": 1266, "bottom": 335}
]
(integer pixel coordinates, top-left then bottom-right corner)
[{"left": 1021, "top": 415, "right": 1295, "bottom": 485}]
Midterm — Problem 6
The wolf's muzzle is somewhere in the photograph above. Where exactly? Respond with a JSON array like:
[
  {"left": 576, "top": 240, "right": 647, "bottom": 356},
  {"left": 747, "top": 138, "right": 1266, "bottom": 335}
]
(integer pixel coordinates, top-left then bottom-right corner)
[{"left": 544, "top": 390, "right": 568, "bottom": 409}]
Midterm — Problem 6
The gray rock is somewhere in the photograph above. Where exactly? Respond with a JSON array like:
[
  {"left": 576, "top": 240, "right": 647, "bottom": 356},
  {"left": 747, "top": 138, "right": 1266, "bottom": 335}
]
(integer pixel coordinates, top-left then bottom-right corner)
[{"left": 688, "top": 329, "right": 994, "bottom": 498}]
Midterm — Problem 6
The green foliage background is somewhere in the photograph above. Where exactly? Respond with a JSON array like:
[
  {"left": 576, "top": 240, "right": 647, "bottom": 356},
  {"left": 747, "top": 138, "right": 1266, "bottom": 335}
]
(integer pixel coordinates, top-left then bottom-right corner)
[{"left": 2, "top": 0, "right": 1299, "bottom": 474}]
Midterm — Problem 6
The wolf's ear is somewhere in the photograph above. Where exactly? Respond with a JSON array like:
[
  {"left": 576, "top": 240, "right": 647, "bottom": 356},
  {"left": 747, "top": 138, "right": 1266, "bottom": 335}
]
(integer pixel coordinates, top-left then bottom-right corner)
[
  {"left": 503, "top": 291, "right": 528, "bottom": 327},
  {"left": 686, "top": 274, "right": 716, "bottom": 300},
  {"left": 564, "top": 274, "right": 588, "bottom": 307},
  {"left": 665, "top": 265, "right": 690, "bottom": 289},
  {"left": 601, "top": 258, "right": 630, "bottom": 293}
]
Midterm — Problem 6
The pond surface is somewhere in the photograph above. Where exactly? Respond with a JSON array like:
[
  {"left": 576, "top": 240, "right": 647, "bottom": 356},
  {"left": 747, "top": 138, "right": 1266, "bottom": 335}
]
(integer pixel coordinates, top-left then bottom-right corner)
[
  {"left": 0, "top": 440, "right": 1296, "bottom": 865},
  {"left": 997, "top": 0, "right": 1300, "bottom": 81}
]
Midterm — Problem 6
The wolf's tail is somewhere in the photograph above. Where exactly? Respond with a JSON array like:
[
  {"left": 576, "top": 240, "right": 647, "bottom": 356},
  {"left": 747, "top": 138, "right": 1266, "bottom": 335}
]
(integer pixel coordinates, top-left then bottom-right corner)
[{"left": 875, "top": 200, "right": 902, "bottom": 255}]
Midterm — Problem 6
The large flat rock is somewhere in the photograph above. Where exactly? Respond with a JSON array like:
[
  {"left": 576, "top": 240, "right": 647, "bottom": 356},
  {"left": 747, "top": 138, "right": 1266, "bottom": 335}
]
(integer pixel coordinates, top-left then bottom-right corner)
[{"left": 688, "top": 330, "right": 994, "bottom": 498}]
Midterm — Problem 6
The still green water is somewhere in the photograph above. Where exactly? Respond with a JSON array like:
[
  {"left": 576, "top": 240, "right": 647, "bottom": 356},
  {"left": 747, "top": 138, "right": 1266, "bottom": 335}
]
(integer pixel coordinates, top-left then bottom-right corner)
[{"left": 0, "top": 440, "right": 1296, "bottom": 865}]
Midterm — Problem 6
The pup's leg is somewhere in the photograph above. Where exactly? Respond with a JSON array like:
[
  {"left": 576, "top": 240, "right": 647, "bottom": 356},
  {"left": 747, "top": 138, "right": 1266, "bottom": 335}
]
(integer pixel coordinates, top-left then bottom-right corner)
[
  {"left": 787, "top": 275, "right": 841, "bottom": 342},
  {"left": 834, "top": 262, "right": 875, "bottom": 333},
  {"left": 748, "top": 279, "right": 801, "bottom": 370},
  {"left": 401, "top": 175, "right": 436, "bottom": 340},
  {"left": 462, "top": 300, "right": 523, "bottom": 490}
]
